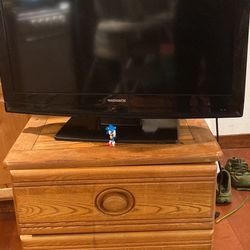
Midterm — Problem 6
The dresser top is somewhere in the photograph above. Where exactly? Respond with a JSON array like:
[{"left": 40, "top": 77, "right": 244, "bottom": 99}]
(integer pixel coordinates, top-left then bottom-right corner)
[{"left": 4, "top": 116, "right": 222, "bottom": 170}]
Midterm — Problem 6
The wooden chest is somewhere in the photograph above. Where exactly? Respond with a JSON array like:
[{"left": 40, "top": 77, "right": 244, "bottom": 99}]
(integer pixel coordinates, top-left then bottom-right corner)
[
  {"left": 5, "top": 117, "right": 221, "bottom": 250},
  {"left": 0, "top": 84, "right": 29, "bottom": 201}
]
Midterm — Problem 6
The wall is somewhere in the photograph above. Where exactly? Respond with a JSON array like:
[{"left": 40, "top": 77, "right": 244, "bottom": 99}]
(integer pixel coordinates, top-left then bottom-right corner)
[{"left": 206, "top": 23, "right": 250, "bottom": 136}]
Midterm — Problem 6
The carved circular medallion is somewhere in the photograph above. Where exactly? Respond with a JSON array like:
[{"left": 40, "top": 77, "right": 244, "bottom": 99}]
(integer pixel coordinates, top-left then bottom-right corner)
[{"left": 95, "top": 188, "right": 135, "bottom": 216}]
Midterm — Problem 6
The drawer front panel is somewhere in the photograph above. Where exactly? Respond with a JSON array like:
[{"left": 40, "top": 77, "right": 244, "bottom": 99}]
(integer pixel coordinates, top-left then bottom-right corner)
[
  {"left": 14, "top": 179, "right": 215, "bottom": 234},
  {"left": 21, "top": 230, "right": 213, "bottom": 250}
]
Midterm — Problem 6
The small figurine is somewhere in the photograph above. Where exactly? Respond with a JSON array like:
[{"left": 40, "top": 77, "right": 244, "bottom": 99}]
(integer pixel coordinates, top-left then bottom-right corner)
[{"left": 105, "top": 124, "right": 117, "bottom": 147}]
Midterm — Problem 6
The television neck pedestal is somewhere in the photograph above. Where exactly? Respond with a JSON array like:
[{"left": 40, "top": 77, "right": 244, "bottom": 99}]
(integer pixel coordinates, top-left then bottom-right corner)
[{"left": 55, "top": 117, "right": 178, "bottom": 143}]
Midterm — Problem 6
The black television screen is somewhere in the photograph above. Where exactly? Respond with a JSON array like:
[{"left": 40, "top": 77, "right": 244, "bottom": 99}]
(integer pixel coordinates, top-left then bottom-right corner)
[{"left": 0, "top": 0, "right": 249, "bottom": 119}]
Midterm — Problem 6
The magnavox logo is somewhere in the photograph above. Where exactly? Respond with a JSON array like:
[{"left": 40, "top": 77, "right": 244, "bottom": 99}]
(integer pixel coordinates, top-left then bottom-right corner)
[{"left": 107, "top": 99, "right": 127, "bottom": 103}]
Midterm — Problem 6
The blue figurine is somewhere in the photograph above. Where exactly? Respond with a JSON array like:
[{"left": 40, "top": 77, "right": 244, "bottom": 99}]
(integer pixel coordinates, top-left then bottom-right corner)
[{"left": 105, "top": 124, "right": 117, "bottom": 147}]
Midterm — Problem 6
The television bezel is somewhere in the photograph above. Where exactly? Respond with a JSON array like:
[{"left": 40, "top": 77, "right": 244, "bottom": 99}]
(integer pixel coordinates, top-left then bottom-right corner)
[{"left": 0, "top": 0, "right": 249, "bottom": 119}]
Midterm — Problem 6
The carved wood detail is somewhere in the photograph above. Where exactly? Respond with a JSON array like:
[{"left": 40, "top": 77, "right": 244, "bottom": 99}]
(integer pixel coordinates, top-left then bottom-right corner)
[
  {"left": 21, "top": 230, "right": 213, "bottom": 250},
  {"left": 95, "top": 188, "right": 135, "bottom": 216},
  {"left": 5, "top": 117, "right": 219, "bottom": 249}
]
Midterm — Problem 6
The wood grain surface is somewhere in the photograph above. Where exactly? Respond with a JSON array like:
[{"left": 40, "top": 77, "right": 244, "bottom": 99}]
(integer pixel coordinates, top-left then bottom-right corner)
[
  {"left": 2, "top": 147, "right": 250, "bottom": 250},
  {"left": 4, "top": 117, "right": 222, "bottom": 170},
  {"left": 7, "top": 116, "right": 219, "bottom": 249},
  {"left": 0, "top": 188, "right": 13, "bottom": 201},
  {"left": 12, "top": 164, "right": 216, "bottom": 235},
  {"left": 20, "top": 230, "right": 213, "bottom": 250},
  {"left": 0, "top": 84, "right": 29, "bottom": 195}
]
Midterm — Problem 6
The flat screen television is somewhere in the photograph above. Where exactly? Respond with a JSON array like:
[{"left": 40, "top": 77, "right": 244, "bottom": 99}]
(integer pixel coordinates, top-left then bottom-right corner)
[{"left": 0, "top": 0, "right": 249, "bottom": 142}]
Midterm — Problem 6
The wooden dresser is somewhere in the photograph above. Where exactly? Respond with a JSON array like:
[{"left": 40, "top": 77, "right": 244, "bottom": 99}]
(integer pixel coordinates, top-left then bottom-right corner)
[
  {"left": 0, "top": 83, "right": 29, "bottom": 201},
  {"left": 4, "top": 116, "right": 222, "bottom": 250}
]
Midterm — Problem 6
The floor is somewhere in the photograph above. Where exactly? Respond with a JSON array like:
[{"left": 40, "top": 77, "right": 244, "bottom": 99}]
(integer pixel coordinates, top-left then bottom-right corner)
[
  {"left": 0, "top": 148, "right": 250, "bottom": 250},
  {"left": 213, "top": 148, "right": 250, "bottom": 250}
]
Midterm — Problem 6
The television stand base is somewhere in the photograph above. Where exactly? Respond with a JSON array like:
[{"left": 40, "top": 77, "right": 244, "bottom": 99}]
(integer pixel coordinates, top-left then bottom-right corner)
[{"left": 55, "top": 117, "right": 178, "bottom": 144}]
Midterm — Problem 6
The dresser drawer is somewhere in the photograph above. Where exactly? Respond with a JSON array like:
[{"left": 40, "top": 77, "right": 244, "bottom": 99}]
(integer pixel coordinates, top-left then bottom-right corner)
[
  {"left": 12, "top": 164, "right": 216, "bottom": 235},
  {"left": 21, "top": 230, "right": 213, "bottom": 250}
]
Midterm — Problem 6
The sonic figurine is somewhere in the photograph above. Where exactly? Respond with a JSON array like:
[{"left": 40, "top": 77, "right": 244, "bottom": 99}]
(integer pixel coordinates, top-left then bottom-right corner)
[{"left": 105, "top": 124, "right": 117, "bottom": 147}]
